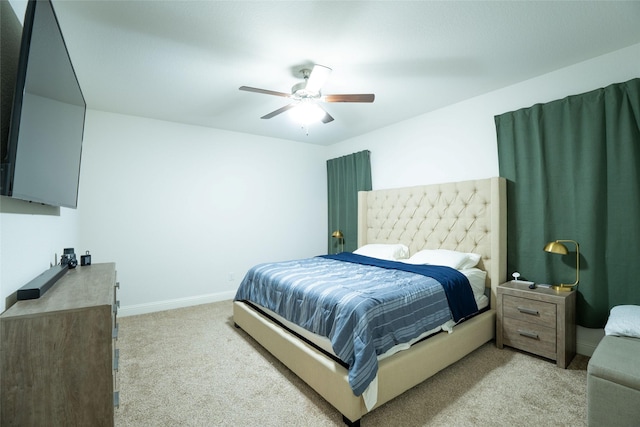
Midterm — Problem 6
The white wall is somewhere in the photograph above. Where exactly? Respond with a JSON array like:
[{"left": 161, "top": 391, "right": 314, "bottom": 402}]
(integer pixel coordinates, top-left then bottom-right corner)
[
  {"left": 329, "top": 43, "right": 640, "bottom": 191},
  {"left": 0, "top": 200, "right": 79, "bottom": 309},
  {"left": 77, "top": 111, "right": 327, "bottom": 315}
]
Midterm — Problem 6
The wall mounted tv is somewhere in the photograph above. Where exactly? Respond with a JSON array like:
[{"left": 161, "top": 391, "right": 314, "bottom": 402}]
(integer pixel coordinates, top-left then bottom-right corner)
[{"left": 1, "top": 0, "right": 86, "bottom": 209}]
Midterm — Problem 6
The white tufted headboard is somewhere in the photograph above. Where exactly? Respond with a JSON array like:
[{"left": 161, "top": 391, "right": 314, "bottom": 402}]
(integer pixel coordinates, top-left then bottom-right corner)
[{"left": 357, "top": 177, "right": 506, "bottom": 307}]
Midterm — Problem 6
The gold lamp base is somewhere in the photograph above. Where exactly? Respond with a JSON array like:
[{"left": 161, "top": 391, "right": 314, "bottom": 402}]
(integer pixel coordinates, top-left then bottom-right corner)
[{"left": 552, "top": 284, "right": 576, "bottom": 292}]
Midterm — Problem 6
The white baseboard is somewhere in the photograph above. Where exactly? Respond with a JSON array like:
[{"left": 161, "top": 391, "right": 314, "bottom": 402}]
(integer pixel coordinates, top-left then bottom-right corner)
[{"left": 118, "top": 290, "right": 236, "bottom": 317}]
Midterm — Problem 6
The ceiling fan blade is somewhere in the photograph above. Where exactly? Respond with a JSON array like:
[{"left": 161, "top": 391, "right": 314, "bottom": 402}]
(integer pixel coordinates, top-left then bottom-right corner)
[
  {"left": 261, "top": 104, "right": 296, "bottom": 119},
  {"left": 323, "top": 94, "right": 375, "bottom": 103},
  {"left": 239, "top": 86, "right": 291, "bottom": 98},
  {"left": 305, "top": 65, "right": 332, "bottom": 94},
  {"left": 312, "top": 104, "right": 334, "bottom": 124},
  {"left": 321, "top": 111, "right": 334, "bottom": 124}
]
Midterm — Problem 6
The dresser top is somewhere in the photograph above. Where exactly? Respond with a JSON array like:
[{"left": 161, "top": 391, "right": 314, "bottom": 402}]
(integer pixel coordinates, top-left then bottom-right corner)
[{"left": 1, "top": 263, "right": 116, "bottom": 318}]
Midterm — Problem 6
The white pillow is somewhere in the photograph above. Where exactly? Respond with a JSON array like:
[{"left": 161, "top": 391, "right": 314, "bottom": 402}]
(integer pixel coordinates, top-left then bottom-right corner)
[
  {"left": 353, "top": 243, "right": 409, "bottom": 261},
  {"left": 403, "top": 249, "right": 481, "bottom": 270},
  {"left": 458, "top": 252, "right": 482, "bottom": 269},
  {"left": 604, "top": 305, "right": 640, "bottom": 338},
  {"left": 460, "top": 268, "right": 487, "bottom": 298}
]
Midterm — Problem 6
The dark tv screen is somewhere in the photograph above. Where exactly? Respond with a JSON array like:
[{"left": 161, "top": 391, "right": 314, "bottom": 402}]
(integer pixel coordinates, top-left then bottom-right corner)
[{"left": 1, "top": 0, "right": 86, "bottom": 209}]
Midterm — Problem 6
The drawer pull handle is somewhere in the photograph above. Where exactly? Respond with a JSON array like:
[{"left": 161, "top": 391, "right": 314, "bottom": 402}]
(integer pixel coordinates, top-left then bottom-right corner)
[
  {"left": 518, "top": 329, "right": 539, "bottom": 339},
  {"left": 517, "top": 306, "right": 539, "bottom": 316}
]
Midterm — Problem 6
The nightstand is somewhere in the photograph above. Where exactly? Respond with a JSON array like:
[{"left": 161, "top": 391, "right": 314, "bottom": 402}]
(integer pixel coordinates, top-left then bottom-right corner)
[{"left": 496, "top": 281, "right": 576, "bottom": 368}]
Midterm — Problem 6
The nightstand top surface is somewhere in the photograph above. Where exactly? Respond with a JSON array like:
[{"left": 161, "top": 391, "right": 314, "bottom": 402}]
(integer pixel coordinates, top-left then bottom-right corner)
[{"left": 499, "top": 280, "right": 576, "bottom": 299}]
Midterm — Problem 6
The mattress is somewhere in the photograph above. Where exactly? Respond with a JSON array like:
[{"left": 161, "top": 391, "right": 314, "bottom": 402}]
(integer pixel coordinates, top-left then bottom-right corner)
[{"left": 258, "top": 293, "right": 488, "bottom": 361}]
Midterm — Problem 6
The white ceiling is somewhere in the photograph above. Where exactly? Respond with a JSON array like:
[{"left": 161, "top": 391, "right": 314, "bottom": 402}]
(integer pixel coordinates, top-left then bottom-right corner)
[{"left": 23, "top": 1, "right": 640, "bottom": 145}]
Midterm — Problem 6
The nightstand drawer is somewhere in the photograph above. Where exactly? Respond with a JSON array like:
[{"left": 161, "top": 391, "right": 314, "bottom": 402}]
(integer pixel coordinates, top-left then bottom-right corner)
[
  {"left": 503, "top": 294, "right": 556, "bottom": 329},
  {"left": 502, "top": 317, "right": 556, "bottom": 360}
]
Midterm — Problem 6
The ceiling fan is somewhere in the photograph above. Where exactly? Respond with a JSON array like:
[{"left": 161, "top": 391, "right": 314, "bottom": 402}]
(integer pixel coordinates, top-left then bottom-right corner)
[{"left": 239, "top": 64, "right": 375, "bottom": 124}]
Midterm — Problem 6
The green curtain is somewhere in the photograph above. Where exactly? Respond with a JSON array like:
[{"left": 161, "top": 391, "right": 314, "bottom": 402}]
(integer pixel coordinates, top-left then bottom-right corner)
[
  {"left": 495, "top": 78, "right": 640, "bottom": 328},
  {"left": 327, "top": 150, "right": 372, "bottom": 254}
]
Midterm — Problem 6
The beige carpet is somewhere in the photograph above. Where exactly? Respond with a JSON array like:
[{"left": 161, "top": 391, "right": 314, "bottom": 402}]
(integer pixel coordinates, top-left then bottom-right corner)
[{"left": 115, "top": 301, "right": 588, "bottom": 426}]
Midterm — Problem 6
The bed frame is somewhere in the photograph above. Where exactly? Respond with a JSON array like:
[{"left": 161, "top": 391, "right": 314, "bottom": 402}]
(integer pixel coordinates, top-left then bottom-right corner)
[{"left": 233, "top": 177, "right": 506, "bottom": 425}]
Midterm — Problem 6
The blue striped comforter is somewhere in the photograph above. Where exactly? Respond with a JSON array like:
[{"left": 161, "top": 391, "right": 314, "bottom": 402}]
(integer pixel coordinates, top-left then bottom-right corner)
[{"left": 234, "top": 252, "right": 477, "bottom": 396}]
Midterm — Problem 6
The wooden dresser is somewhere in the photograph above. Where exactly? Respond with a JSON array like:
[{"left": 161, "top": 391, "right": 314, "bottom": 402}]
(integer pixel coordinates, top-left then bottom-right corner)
[
  {"left": 0, "top": 263, "right": 120, "bottom": 426},
  {"left": 496, "top": 280, "right": 576, "bottom": 368}
]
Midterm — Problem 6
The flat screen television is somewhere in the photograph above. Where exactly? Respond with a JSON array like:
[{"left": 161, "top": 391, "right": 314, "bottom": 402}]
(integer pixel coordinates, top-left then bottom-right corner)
[{"left": 1, "top": 0, "right": 86, "bottom": 209}]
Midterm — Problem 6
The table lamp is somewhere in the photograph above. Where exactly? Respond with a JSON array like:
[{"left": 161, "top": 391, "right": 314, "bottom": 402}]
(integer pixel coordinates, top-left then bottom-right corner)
[
  {"left": 544, "top": 239, "right": 579, "bottom": 291},
  {"left": 331, "top": 230, "right": 344, "bottom": 253}
]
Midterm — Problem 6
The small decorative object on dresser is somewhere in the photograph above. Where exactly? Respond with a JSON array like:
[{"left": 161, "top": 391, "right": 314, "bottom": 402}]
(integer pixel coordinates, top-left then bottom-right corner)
[
  {"left": 0, "top": 263, "right": 120, "bottom": 426},
  {"left": 81, "top": 250, "right": 92, "bottom": 266},
  {"left": 496, "top": 281, "right": 576, "bottom": 368}
]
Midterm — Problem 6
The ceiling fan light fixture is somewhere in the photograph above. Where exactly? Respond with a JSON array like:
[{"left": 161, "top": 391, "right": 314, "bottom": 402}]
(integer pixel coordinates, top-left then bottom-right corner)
[
  {"left": 289, "top": 103, "right": 325, "bottom": 125},
  {"left": 239, "top": 63, "right": 374, "bottom": 124}
]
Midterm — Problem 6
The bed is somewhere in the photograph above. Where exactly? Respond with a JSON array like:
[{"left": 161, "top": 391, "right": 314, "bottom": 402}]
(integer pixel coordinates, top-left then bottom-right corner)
[{"left": 233, "top": 177, "right": 506, "bottom": 425}]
